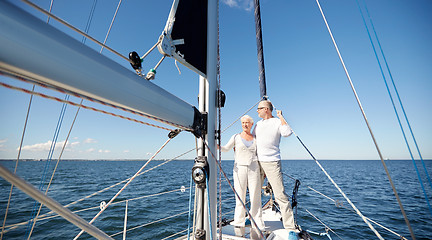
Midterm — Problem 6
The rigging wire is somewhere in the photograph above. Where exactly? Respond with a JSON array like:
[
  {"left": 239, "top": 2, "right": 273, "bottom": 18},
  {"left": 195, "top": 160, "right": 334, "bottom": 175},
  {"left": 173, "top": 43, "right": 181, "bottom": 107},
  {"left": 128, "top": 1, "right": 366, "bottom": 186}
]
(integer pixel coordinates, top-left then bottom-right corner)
[
  {"left": 110, "top": 210, "right": 189, "bottom": 237},
  {"left": 29, "top": 4, "right": 101, "bottom": 236},
  {"left": 221, "top": 99, "right": 262, "bottom": 133},
  {"left": 221, "top": 98, "right": 408, "bottom": 239},
  {"left": 81, "top": 0, "right": 98, "bottom": 44},
  {"left": 24, "top": 94, "right": 69, "bottom": 238},
  {"left": 314, "top": 0, "right": 414, "bottom": 238},
  {"left": 21, "top": 0, "right": 132, "bottom": 64},
  {"left": 100, "top": 0, "right": 122, "bottom": 53},
  {"left": 201, "top": 140, "right": 266, "bottom": 240},
  {"left": 284, "top": 169, "right": 407, "bottom": 239},
  {"left": 270, "top": 95, "right": 391, "bottom": 239},
  {"left": 2, "top": 147, "right": 197, "bottom": 234},
  {"left": 161, "top": 227, "right": 192, "bottom": 240},
  {"left": 304, "top": 209, "right": 341, "bottom": 240},
  {"left": 27, "top": 99, "right": 83, "bottom": 239},
  {"left": 294, "top": 127, "right": 383, "bottom": 240},
  {"left": 4, "top": 186, "right": 191, "bottom": 233},
  {"left": 356, "top": 0, "right": 432, "bottom": 216},
  {"left": 73, "top": 135, "right": 177, "bottom": 240},
  {"left": 0, "top": 85, "right": 35, "bottom": 240}
]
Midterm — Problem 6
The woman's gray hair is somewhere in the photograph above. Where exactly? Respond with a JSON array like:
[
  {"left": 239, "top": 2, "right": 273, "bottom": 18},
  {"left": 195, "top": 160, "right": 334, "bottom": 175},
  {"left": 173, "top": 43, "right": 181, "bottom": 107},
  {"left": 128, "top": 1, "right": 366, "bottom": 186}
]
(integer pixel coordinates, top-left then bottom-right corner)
[{"left": 240, "top": 115, "right": 254, "bottom": 125}]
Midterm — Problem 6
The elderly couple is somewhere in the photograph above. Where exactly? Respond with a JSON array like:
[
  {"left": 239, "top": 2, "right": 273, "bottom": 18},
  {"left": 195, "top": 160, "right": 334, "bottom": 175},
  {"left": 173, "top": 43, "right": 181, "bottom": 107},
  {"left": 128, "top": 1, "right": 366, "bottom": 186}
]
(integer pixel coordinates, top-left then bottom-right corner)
[{"left": 220, "top": 100, "right": 297, "bottom": 235}]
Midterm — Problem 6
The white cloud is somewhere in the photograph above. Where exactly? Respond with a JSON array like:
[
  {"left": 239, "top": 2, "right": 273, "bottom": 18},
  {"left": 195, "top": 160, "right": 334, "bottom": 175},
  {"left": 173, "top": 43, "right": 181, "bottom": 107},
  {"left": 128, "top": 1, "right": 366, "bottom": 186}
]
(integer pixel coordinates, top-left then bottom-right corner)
[
  {"left": 222, "top": 0, "right": 253, "bottom": 11},
  {"left": 223, "top": 0, "right": 238, "bottom": 7},
  {"left": 0, "top": 139, "right": 5, "bottom": 151},
  {"left": 20, "top": 140, "right": 79, "bottom": 152},
  {"left": 123, "top": 150, "right": 130, "bottom": 153},
  {"left": 86, "top": 148, "right": 96, "bottom": 153},
  {"left": 98, "top": 149, "right": 111, "bottom": 153},
  {"left": 83, "top": 138, "right": 97, "bottom": 144}
]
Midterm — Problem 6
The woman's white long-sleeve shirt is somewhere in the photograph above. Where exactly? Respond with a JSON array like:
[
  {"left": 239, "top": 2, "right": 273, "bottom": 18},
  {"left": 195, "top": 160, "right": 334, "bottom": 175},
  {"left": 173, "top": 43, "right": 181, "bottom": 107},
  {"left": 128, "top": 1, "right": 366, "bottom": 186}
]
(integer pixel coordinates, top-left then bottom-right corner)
[
  {"left": 253, "top": 117, "right": 293, "bottom": 162},
  {"left": 220, "top": 134, "right": 257, "bottom": 166}
]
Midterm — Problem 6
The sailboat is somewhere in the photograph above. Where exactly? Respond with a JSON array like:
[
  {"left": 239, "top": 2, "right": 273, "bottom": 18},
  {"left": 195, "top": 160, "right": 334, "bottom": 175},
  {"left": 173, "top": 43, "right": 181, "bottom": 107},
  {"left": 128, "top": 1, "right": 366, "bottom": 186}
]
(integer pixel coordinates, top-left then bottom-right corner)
[{"left": 1, "top": 0, "right": 430, "bottom": 239}]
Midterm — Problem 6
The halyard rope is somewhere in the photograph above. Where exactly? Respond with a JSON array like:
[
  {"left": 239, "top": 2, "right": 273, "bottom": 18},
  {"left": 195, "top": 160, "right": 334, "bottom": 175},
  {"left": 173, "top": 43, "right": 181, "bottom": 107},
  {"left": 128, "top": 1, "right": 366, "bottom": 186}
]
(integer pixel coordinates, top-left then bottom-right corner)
[
  {"left": 21, "top": 0, "right": 131, "bottom": 64},
  {"left": 315, "top": 0, "right": 411, "bottom": 238},
  {"left": 356, "top": 0, "right": 432, "bottom": 217},
  {"left": 0, "top": 81, "right": 175, "bottom": 132}
]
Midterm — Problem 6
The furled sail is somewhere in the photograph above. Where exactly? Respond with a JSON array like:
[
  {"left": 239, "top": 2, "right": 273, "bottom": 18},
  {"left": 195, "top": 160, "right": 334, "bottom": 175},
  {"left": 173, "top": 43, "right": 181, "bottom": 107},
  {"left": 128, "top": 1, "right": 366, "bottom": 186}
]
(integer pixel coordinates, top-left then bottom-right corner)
[{"left": 158, "top": 0, "right": 208, "bottom": 77}]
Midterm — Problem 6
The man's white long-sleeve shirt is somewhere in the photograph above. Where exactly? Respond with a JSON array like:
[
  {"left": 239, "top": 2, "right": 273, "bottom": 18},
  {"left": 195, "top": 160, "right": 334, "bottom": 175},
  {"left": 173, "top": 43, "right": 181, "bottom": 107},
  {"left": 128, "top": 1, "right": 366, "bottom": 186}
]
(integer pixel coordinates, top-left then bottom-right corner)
[{"left": 253, "top": 117, "right": 292, "bottom": 162}]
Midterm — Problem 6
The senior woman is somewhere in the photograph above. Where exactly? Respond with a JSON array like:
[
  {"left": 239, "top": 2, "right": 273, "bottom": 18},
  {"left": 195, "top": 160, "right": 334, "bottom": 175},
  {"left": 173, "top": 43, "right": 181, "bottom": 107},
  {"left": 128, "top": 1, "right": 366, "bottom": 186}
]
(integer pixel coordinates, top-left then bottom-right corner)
[{"left": 220, "top": 115, "right": 265, "bottom": 232}]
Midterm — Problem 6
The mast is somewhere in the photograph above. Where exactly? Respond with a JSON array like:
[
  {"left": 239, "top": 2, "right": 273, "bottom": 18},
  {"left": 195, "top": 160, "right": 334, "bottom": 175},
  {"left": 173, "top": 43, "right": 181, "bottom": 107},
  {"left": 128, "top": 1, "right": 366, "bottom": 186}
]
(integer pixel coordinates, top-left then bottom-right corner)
[{"left": 194, "top": 1, "right": 218, "bottom": 239}]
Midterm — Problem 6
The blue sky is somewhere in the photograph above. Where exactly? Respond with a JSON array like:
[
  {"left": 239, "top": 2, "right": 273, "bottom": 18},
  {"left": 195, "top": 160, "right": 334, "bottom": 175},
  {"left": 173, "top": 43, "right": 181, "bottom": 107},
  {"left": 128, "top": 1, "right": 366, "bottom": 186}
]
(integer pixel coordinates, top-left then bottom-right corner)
[{"left": 0, "top": 0, "right": 431, "bottom": 160}]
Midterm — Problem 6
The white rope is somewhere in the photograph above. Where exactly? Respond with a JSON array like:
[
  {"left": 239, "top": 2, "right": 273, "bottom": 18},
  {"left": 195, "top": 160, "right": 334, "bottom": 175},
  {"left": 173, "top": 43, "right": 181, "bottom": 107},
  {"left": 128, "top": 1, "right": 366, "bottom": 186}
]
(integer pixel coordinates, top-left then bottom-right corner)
[
  {"left": 161, "top": 227, "right": 191, "bottom": 240},
  {"left": 314, "top": 0, "right": 407, "bottom": 238},
  {"left": 100, "top": 0, "right": 123, "bottom": 53},
  {"left": 110, "top": 210, "right": 188, "bottom": 237},
  {"left": 0, "top": 85, "right": 35, "bottom": 240},
  {"left": 27, "top": 99, "right": 83, "bottom": 239},
  {"left": 304, "top": 183, "right": 408, "bottom": 239},
  {"left": 3, "top": 148, "right": 197, "bottom": 233},
  {"left": 73, "top": 137, "right": 174, "bottom": 240},
  {"left": 305, "top": 209, "right": 343, "bottom": 240},
  {"left": 21, "top": 0, "right": 131, "bottom": 63},
  {"left": 3, "top": 187, "right": 190, "bottom": 233}
]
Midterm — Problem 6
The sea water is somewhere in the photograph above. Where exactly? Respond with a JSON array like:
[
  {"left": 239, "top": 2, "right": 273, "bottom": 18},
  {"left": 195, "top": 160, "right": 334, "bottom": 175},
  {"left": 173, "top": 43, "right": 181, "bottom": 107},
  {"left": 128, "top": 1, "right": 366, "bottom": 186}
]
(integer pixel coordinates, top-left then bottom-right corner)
[{"left": 0, "top": 160, "right": 431, "bottom": 239}]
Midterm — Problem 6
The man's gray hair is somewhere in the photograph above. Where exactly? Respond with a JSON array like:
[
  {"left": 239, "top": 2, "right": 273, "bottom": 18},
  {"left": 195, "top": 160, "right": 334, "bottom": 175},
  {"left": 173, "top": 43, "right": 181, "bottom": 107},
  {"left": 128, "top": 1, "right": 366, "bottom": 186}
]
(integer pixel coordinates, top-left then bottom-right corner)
[
  {"left": 260, "top": 100, "right": 273, "bottom": 111},
  {"left": 241, "top": 115, "right": 254, "bottom": 125}
]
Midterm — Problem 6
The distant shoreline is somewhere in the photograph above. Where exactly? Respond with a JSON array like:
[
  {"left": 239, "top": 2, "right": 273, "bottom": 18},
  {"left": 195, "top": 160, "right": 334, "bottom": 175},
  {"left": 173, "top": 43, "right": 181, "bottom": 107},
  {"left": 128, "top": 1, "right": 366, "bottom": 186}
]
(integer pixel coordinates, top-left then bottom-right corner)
[{"left": 0, "top": 159, "right": 429, "bottom": 161}]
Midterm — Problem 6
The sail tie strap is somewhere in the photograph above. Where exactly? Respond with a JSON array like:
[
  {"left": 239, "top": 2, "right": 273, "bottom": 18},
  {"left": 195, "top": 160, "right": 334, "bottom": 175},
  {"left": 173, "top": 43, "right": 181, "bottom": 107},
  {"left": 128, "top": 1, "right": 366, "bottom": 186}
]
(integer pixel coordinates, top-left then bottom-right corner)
[{"left": 356, "top": 0, "right": 432, "bottom": 217}]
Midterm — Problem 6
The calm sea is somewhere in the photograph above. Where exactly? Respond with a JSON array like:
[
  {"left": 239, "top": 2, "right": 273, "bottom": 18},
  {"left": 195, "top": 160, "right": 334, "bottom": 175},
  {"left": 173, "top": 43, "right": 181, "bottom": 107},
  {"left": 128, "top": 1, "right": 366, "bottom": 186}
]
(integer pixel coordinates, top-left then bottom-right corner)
[{"left": 0, "top": 160, "right": 431, "bottom": 239}]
